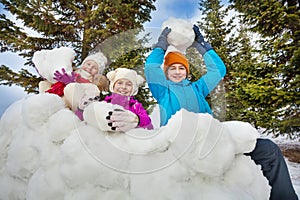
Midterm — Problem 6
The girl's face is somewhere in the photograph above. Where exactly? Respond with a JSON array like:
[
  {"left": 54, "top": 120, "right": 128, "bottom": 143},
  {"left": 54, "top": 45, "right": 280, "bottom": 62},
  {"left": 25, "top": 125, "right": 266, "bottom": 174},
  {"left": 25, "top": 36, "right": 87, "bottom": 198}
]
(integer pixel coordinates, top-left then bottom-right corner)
[
  {"left": 113, "top": 78, "right": 133, "bottom": 96},
  {"left": 81, "top": 60, "right": 99, "bottom": 76},
  {"left": 166, "top": 63, "right": 187, "bottom": 83}
]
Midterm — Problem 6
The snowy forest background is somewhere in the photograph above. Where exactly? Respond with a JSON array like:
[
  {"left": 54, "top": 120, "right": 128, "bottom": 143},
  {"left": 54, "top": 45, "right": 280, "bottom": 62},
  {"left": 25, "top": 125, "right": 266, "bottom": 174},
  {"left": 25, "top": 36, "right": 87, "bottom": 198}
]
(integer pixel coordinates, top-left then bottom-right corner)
[{"left": 0, "top": 0, "right": 299, "bottom": 139}]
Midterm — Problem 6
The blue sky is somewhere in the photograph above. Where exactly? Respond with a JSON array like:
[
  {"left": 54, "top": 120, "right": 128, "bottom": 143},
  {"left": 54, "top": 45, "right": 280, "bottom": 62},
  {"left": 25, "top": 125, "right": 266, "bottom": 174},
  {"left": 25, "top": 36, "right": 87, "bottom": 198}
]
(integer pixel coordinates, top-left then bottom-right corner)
[
  {"left": 144, "top": 0, "right": 201, "bottom": 28},
  {"left": 0, "top": 0, "right": 229, "bottom": 116}
]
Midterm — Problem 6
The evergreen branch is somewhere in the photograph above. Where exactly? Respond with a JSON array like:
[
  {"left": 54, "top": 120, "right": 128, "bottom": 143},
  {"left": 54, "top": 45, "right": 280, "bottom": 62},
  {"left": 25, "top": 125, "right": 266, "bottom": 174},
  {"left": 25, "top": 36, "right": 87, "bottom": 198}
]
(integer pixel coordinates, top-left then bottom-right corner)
[{"left": 0, "top": 65, "right": 41, "bottom": 94}]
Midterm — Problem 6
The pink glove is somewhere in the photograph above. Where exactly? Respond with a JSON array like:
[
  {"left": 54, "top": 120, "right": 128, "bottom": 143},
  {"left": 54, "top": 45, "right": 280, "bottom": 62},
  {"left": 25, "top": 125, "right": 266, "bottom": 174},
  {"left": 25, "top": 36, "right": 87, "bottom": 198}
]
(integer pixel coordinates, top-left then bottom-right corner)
[
  {"left": 53, "top": 68, "right": 77, "bottom": 84},
  {"left": 106, "top": 109, "right": 139, "bottom": 132}
]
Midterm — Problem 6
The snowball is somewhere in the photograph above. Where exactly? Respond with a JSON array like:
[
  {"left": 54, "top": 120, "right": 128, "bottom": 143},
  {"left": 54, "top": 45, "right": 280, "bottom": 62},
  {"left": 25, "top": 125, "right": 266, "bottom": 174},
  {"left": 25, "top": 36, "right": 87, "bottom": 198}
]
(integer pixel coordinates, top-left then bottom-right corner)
[
  {"left": 32, "top": 46, "right": 75, "bottom": 83},
  {"left": 162, "top": 17, "right": 195, "bottom": 53}
]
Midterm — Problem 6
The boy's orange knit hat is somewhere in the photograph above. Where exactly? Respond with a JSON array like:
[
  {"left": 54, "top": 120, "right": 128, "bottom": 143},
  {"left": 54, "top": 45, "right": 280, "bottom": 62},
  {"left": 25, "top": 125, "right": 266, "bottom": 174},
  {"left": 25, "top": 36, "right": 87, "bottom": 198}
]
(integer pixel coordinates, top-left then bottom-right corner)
[{"left": 164, "top": 51, "right": 189, "bottom": 74}]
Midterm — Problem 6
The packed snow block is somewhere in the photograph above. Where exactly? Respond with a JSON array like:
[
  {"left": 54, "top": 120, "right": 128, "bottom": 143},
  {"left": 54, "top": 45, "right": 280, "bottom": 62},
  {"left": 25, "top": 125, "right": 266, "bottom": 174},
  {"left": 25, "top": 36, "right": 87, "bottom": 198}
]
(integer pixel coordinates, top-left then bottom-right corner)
[
  {"left": 59, "top": 129, "right": 129, "bottom": 190},
  {"left": 27, "top": 166, "right": 66, "bottom": 200},
  {"left": 224, "top": 155, "right": 271, "bottom": 199},
  {"left": 102, "top": 110, "right": 181, "bottom": 158},
  {"left": 32, "top": 46, "right": 75, "bottom": 83},
  {"left": 6, "top": 127, "right": 40, "bottom": 180},
  {"left": 0, "top": 100, "right": 25, "bottom": 168},
  {"left": 0, "top": 171, "right": 27, "bottom": 200},
  {"left": 223, "top": 121, "right": 259, "bottom": 154},
  {"left": 63, "top": 186, "right": 128, "bottom": 200},
  {"left": 64, "top": 82, "right": 100, "bottom": 112},
  {"left": 168, "top": 110, "right": 235, "bottom": 177},
  {"left": 162, "top": 17, "right": 195, "bottom": 53},
  {"left": 102, "top": 109, "right": 234, "bottom": 176},
  {"left": 47, "top": 108, "right": 81, "bottom": 142},
  {"left": 4, "top": 113, "right": 52, "bottom": 181},
  {"left": 0, "top": 94, "right": 272, "bottom": 200},
  {"left": 22, "top": 93, "right": 65, "bottom": 130},
  {"left": 83, "top": 101, "right": 123, "bottom": 132},
  {"left": 0, "top": 100, "right": 24, "bottom": 134}
]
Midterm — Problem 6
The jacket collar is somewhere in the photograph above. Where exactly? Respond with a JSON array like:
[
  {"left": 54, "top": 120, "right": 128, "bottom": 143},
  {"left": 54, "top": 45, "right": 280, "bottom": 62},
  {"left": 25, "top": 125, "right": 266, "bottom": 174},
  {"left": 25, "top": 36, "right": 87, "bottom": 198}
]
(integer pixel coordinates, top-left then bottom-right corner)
[{"left": 168, "top": 79, "right": 190, "bottom": 86}]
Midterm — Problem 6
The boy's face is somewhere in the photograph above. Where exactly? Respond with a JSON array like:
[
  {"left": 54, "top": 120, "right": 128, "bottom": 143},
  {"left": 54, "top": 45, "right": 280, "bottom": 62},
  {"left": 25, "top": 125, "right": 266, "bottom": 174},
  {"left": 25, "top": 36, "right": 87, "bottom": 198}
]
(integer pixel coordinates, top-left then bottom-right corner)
[
  {"left": 166, "top": 63, "right": 187, "bottom": 83},
  {"left": 81, "top": 60, "right": 99, "bottom": 76},
  {"left": 113, "top": 78, "right": 133, "bottom": 96}
]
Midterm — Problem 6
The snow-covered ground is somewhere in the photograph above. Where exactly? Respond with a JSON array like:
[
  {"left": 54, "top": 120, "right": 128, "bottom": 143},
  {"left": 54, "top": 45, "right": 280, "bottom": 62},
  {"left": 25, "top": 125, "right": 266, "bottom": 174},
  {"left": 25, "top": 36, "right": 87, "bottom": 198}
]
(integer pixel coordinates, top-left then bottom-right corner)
[
  {"left": 287, "top": 159, "right": 300, "bottom": 197},
  {"left": 0, "top": 93, "right": 298, "bottom": 199}
]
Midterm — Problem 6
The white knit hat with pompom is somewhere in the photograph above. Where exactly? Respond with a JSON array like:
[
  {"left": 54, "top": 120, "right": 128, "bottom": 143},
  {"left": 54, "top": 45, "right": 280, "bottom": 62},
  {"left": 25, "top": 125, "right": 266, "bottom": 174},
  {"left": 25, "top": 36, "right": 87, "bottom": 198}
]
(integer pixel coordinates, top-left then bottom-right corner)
[
  {"left": 106, "top": 68, "right": 144, "bottom": 96},
  {"left": 81, "top": 52, "right": 107, "bottom": 74}
]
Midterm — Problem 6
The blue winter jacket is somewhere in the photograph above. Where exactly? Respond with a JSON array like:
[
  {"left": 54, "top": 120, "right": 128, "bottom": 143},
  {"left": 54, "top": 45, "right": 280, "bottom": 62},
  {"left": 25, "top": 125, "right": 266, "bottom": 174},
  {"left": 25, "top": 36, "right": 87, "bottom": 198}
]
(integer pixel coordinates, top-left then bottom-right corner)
[{"left": 144, "top": 47, "right": 226, "bottom": 126}]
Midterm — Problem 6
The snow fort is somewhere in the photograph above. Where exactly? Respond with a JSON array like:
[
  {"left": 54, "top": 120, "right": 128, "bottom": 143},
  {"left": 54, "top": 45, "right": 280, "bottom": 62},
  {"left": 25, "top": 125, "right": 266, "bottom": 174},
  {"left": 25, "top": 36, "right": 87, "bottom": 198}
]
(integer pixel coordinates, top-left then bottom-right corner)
[{"left": 0, "top": 92, "right": 271, "bottom": 199}]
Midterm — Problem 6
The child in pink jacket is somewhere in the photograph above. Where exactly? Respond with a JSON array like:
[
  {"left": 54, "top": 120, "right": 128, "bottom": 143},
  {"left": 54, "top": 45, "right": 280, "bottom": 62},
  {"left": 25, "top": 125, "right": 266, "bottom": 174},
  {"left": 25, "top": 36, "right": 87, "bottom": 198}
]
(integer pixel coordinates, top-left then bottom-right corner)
[
  {"left": 77, "top": 67, "right": 153, "bottom": 132},
  {"left": 104, "top": 68, "right": 153, "bottom": 131}
]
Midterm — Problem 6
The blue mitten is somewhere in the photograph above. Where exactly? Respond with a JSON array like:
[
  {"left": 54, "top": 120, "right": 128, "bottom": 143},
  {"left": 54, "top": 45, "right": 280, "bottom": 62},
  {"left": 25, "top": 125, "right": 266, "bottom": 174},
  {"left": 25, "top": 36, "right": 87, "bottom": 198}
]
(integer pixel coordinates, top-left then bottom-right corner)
[
  {"left": 192, "top": 25, "right": 213, "bottom": 55},
  {"left": 154, "top": 27, "right": 172, "bottom": 51}
]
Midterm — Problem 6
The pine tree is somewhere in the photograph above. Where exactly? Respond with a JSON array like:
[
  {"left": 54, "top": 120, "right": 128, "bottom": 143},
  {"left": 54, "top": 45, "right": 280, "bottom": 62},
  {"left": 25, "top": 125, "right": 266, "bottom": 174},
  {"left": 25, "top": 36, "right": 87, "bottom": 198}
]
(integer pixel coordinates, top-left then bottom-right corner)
[
  {"left": 230, "top": 0, "right": 300, "bottom": 137},
  {"left": 226, "top": 23, "right": 266, "bottom": 127},
  {"left": 0, "top": 0, "right": 156, "bottom": 94},
  {"left": 194, "top": 0, "right": 235, "bottom": 121}
]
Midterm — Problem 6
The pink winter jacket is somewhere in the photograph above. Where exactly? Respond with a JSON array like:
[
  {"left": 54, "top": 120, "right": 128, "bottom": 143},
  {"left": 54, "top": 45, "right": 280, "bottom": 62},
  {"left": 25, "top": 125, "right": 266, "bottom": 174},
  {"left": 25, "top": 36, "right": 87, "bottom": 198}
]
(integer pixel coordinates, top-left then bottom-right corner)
[{"left": 104, "top": 93, "right": 154, "bottom": 129}]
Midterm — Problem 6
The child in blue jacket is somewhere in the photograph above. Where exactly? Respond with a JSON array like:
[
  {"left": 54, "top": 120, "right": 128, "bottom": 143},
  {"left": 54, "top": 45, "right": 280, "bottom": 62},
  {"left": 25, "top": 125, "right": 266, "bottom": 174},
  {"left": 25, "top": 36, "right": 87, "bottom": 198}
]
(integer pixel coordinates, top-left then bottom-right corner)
[
  {"left": 145, "top": 26, "right": 225, "bottom": 127},
  {"left": 144, "top": 25, "right": 298, "bottom": 200}
]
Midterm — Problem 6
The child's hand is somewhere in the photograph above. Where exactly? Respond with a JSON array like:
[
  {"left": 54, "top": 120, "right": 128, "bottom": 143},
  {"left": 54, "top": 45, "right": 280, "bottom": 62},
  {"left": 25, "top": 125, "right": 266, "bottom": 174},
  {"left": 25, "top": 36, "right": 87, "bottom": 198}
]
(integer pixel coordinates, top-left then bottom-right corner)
[
  {"left": 107, "top": 109, "right": 139, "bottom": 132},
  {"left": 154, "top": 27, "right": 172, "bottom": 51},
  {"left": 53, "top": 68, "right": 77, "bottom": 84},
  {"left": 192, "top": 25, "right": 213, "bottom": 55}
]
